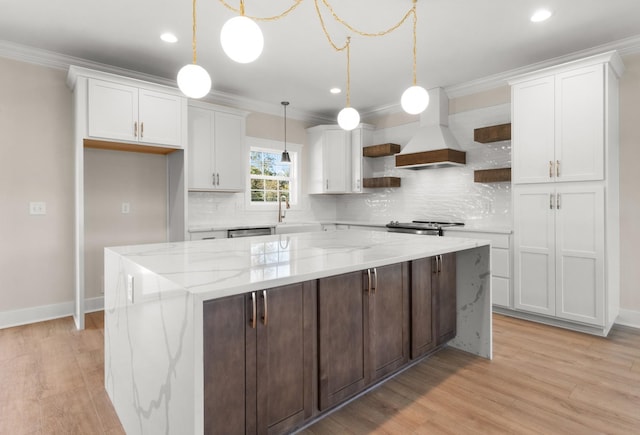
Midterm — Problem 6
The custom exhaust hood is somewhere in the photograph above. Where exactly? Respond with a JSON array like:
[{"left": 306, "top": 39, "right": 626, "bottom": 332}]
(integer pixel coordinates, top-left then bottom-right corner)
[{"left": 395, "top": 87, "right": 466, "bottom": 169}]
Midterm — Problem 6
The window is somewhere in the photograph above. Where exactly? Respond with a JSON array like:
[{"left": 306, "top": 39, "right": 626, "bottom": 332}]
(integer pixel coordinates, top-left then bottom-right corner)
[{"left": 250, "top": 148, "right": 295, "bottom": 204}]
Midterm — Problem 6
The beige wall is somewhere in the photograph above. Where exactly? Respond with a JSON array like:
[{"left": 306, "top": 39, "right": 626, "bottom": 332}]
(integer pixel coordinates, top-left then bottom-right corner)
[
  {"left": 0, "top": 58, "right": 74, "bottom": 311},
  {"left": 84, "top": 149, "right": 168, "bottom": 299},
  {"left": 619, "top": 53, "right": 640, "bottom": 312},
  {"left": 246, "top": 112, "right": 309, "bottom": 143}
]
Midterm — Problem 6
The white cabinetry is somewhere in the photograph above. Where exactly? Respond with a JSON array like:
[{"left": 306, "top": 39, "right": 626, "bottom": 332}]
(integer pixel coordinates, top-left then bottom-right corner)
[
  {"left": 350, "top": 125, "right": 374, "bottom": 193},
  {"left": 514, "top": 184, "right": 604, "bottom": 325},
  {"left": 88, "top": 78, "right": 184, "bottom": 148},
  {"left": 444, "top": 230, "right": 512, "bottom": 308},
  {"left": 306, "top": 125, "right": 351, "bottom": 194},
  {"left": 187, "top": 102, "right": 247, "bottom": 192},
  {"left": 512, "top": 62, "right": 607, "bottom": 184},
  {"left": 509, "top": 51, "right": 623, "bottom": 335}
]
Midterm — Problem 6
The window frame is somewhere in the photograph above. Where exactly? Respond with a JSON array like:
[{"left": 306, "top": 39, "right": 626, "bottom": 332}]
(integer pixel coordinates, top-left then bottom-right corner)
[{"left": 246, "top": 137, "right": 301, "bottom": 209}]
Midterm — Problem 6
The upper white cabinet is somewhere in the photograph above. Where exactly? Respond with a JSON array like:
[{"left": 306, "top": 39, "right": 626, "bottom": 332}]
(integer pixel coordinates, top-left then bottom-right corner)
[
  {"left": 188, "top": 102, "right": 247, "bottom": 192},
  {"left": 88, "top": 78, "right": 184, "bottom": 148},
  {"left": 306, "top": 125, "right": 351, "bottom": 194},
  {"left": 350, "top": 125, "right": 374, "bottom": 193},
  {"left": 511, "top": 58, "right": 616, "bottom": 184}
]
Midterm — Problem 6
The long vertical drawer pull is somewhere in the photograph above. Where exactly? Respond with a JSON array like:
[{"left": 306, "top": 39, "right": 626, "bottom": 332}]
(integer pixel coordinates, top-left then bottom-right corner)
[
  {"left": 367, "top": 269, "right": 372, "bottom": 295},
  {"left": 556, "top": 160, "right": 560, "bottom": 178},
  {"left": 438, "top": 255, "right": 442, "bottom": 273},
  {"left": 433, "top": 257, "right": 438, "bottom": 274},
  {"left": 372, "top": 268, "right": 378, "bottom": 294},
  {"left": 250, "top": 292, "right": 257, "bottom": 329},
  {"left": 261, "top": 290, "right": 268, "bottom": 326},
  {"left": 549, "top": 160, "right": 553, "bottom": 178}
]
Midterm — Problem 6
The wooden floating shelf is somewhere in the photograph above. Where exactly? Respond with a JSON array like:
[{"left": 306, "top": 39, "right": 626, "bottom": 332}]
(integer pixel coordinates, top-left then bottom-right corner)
[
  {"left": 83, "top": 138, "right": 179, "bottom": 155},
  {"left": 474, "top": 123, "right": 511, "bottom": 144},
  {"left": 363, "top": 177, "right": 401, "bottom": 188},
  {"left": 363, "top": 143, "right": 401, "bottom": 157},
  {"left": 474, "top": 168, "right": 512, "bottom": 183}
]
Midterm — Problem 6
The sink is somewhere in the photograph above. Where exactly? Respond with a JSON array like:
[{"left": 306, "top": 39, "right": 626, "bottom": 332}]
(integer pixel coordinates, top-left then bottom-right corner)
[{"left": 274, "top": 222, "right": 322, "bottom": 234}]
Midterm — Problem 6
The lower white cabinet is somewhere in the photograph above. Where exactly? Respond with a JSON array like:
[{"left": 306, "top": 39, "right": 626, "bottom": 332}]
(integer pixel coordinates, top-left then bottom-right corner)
[
  {"left": 514, "top": 183, "right": 605, "bottom": 326},
  {"left": 444, "top": 230, "right": 512, "bottom": 308}
]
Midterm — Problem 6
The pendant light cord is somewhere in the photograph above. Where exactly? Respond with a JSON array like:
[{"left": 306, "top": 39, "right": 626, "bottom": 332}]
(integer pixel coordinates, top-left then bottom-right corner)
[
  {"left": 191, "top": 0, "right": 197, "bottom": 64},
  {"left": 345, "top": 37, "right": 351, "bottom": 107},
  {"left": 412, "top": 0, "right": 417, "bottom": 85}
]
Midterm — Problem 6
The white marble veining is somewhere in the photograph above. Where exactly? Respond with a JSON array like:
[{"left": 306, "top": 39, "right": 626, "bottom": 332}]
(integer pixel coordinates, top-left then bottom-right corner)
[{"left": 104, "top": 230, "right": 491, "bottom": 435}]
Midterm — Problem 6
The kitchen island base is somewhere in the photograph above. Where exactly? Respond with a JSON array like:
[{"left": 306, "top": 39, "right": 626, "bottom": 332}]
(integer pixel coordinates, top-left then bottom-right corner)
[{"left": 104, "top": 231, "right": 491, "bottom": 434}]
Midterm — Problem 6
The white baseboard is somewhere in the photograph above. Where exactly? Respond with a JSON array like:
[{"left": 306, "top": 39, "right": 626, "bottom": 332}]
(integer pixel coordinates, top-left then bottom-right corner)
[
  {"left": 616, "top": 309, "right": 640, "bottom": 330},
  {"left": 0, "top": 297, "right": 105, "bottom": 329}
]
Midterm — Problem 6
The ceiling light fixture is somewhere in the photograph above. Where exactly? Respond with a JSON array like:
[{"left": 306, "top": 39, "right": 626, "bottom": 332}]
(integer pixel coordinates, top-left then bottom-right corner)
[
  {"left": 281, "top": 101, "right": 291, "bottom": 163},
  {"left": 531, "top": 9, "right": 552, "bottom": 22},
  {"left": 337, "top": 37, "right": 360, "bottom": 131},
  {"left": 220, "top": 0, "right": 264, "bottom": 63},
  {"left": 177, "top": 0, "right": 212, "bottom": 99},
  {"left": 330, "top": 87, "right": 342, "bottom": 94},
  {"left": 160, "top": 32, "right": 178, "bottom": 43},
  {"left": 401, "top": 0, "right": 429, "bottom": 115}
]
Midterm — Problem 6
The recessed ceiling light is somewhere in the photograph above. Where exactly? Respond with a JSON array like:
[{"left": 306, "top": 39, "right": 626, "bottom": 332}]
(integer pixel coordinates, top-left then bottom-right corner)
[
  {"left": 531, "top": 9, "right": 552, "bottom": 22},
  {"left": 161, "top": 32, "right": 178, "bottom": 43},
  {"left": 330, "top": 87, "right": 342, "bottom": 94}
]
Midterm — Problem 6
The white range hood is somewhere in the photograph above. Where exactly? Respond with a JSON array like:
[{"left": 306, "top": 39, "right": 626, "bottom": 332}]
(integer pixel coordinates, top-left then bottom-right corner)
[{"left": 395, "top": 87, "right": 466, "bottom": 169}]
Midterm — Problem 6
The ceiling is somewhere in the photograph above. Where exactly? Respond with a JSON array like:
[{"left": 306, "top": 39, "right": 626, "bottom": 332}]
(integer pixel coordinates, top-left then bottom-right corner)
[{"left": 2, "top": 0, "right": 640, "bottom": 120}]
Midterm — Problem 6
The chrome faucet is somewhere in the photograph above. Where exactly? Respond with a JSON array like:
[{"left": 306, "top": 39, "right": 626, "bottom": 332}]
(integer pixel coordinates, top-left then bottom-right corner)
[{"left": 278, "top": 195, "right": 290, "bottom": 223}]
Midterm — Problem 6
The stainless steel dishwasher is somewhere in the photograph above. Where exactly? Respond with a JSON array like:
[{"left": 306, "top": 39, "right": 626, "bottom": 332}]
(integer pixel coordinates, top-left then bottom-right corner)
[{"left": 227, "top": 227, "right": 273, "bottom": 238}]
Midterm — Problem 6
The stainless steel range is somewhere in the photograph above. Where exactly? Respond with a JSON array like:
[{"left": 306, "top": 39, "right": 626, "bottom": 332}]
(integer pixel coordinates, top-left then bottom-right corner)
[{"left": 386, "top": 220, "right": 464, "bottom": 236}]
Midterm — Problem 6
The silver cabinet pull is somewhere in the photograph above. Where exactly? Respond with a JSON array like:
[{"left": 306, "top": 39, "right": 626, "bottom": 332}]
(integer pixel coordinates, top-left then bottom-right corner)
[
  {"left": 140, "top": 122, "right": 144, "bottom": 138},
  {"left": 366, "top": 269, "right": 372, "bottom": 295},
  {"left": 372, "top": 268, "right": 378, "bottom": 294},
  {"left": 550, "top": 193, "right": 554, "bottom": 209},
  {"left": 134, "top": 121, "right": 138, "bottom": 137},
  {"left": 216, "top": 173, "right": 220, "bottom": 186},
  {"left": 438, "top": 255, "right": 442, "bottom": 273},
  {"left": 326, "top": 179, "right": 329, "bottom": 190},
  {"left": 433, "top": 257, "right": 438, "bottom": 274},
  {"left": 212, "top": 173, "right": 216, "bottom": 186},
  {"left": 250, "top": 292, "right": 257, "bottom": 329},
  {"left": 549, "top": 160, "right": 553, "bottom": 178},
  {"left": 556, "top": 193, "right": 561, "bottom": 209},
  {"left": 261, "top": 290, "right": 268, "bottom": 326},
  {"left": 556, "top": 160, "right": 560, "bottom": 178}
]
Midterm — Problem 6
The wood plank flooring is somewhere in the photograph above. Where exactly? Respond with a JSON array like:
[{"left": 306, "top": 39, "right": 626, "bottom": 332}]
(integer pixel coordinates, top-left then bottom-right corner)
[{"left": 1, "top": 312, "right": 639, "bottom": 434}]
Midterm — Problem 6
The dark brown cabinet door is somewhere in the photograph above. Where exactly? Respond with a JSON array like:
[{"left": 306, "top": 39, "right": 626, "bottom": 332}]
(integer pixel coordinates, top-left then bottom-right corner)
[
  {"left": 204, "top": 283, "right": 315, "bottom": 435},
  {"left": 435, "top": 253, "right": 457, "bottom": 345},
  {"left": 318, "top": 270, "right": 370, "bottom": 411},
  {"left": 410, "top": 257, "right": 436, "bottom": 359},
  {"left": 203, "top": 294, "right": 254, "bottom": 435},
  {"left": 369, "top": 263, "right": 410, "bottom": 381},
  {"left": 255, "top": 282, "right": 315, "bottom": 435}
]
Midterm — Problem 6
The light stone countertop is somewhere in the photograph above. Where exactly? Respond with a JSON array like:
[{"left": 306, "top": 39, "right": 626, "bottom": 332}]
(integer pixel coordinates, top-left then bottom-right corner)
[{"left": 107, "top": 230, "right": 489, "bottom": 302}]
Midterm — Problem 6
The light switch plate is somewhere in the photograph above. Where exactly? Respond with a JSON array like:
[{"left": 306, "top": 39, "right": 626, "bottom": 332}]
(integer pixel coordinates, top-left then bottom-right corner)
[
  {"left": 29, "top": 201, "right": 47, "bottom": 215},
  {"left": 121, "top": 202, "right": 131, "bottom": 214}
]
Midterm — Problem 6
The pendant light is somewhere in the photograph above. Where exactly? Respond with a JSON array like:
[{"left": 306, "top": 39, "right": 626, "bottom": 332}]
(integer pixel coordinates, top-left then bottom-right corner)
[
  {"left": 337, "top": 37, "right": 360, "bottom": 131},
  {"left": 401, "top": 0, "right": 429, "bottom": 115},
  {"left": 220, "top": 0, "right": 264, "bottom": 64},
  {"left": 281, "top": 101, "right": 291, "bottom": 163},
  {"left": 177, "top": 0, "right": 212, "bottom": 99}
]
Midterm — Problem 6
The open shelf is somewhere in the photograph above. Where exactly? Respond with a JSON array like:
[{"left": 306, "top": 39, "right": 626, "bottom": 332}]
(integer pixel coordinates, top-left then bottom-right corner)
[
  {"left": 363, "top": 177, "right": 401, "bottom": 188},
  {"left": 474, "top": 123, "right": 511, "bottom": 143},
  {"left": 363, "top": 143, "right": 401, "bottom": 157},
  {"left": 474, "top": 168, "right": 511, "bottom": 183}
]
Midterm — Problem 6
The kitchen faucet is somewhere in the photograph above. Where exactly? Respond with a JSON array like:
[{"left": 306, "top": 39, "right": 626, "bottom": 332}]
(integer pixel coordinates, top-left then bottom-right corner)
[{"left": 278, "top": 195, "right": 290, "bottom": 223}]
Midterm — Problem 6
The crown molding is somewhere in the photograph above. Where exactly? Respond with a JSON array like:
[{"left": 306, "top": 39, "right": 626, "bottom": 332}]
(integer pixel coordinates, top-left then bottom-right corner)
[{"left": 0, "top": 39, "right": 329, "bottom": 124}]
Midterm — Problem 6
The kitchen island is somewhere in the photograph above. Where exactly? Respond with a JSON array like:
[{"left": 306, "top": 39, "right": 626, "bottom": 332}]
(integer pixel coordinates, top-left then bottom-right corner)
[{"left": 104, "top": 230, "right": 491, "bottom": 434}]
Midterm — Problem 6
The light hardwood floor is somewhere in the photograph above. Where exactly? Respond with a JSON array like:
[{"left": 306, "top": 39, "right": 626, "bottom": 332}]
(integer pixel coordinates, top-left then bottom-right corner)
[{"left": 1, "top": 313, "right": 638, "bottom": 434}]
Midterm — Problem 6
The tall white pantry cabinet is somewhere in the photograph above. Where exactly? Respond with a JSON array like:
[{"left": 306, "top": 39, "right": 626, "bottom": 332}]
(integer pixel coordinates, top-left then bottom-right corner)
[{"left": 509, "top": 51, "right": 624, "bottom": 336}]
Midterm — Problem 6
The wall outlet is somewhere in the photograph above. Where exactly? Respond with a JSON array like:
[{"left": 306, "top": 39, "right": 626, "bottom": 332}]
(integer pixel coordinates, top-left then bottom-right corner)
[
  {"left": 127, "top": 274, "right": 134, "bottom": 303},
  {"left": 29, "top": 201, "right": 47, "bottom": 215},
  {"left": 121, "top": 202, "right": 131, "bottom": 214}
]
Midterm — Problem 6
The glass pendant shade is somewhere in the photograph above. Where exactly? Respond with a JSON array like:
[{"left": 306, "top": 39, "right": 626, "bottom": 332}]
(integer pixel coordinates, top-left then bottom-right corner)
[
  {"left": 401, "top": 85, "right": 429, "bottom": 115},
  {"left": 220, "top": 16, "right": 264, "bottom": 63},
  {"left": 177, "top": 64, "right": 212, "bottom": 99},
  {"left": 337, "top": 107, "right": 360, "bottom": 131}
]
